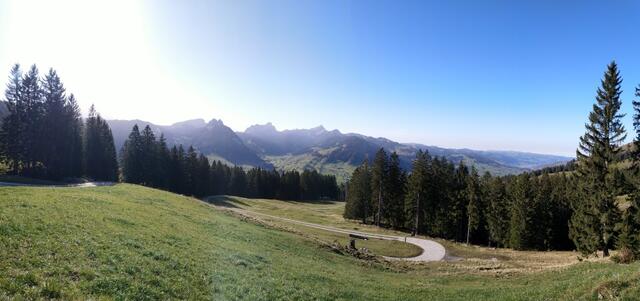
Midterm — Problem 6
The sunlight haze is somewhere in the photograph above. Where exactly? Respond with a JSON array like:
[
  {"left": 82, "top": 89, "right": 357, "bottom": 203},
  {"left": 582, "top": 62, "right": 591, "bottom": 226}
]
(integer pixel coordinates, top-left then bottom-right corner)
[{"left": 2, "top": 0, "right": 640, "bottom": 156}]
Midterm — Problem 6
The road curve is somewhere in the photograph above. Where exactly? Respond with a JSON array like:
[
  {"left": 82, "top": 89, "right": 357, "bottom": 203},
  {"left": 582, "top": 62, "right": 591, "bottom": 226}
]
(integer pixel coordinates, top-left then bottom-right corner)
[{"left": 223, "top": 207, "right": 446, "bottom": 262}]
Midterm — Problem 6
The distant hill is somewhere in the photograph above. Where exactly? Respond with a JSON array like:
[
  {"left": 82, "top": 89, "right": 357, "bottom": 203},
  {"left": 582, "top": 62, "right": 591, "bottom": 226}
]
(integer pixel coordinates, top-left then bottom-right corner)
[
  {"left": 107, "top": 119, "right": 271, "bottom": 168},
  {"left": 239, "top": 123, "right": 572, "bottom": 181},
  {"left": 107, "top": 118, "right": 572, "bottom": 181}
]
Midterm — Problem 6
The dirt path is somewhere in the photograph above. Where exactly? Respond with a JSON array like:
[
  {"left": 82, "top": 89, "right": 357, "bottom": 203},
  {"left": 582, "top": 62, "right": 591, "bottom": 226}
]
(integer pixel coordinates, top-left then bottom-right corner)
[{"left": 223, "top": 207, "right": 446, "bottom": 262}]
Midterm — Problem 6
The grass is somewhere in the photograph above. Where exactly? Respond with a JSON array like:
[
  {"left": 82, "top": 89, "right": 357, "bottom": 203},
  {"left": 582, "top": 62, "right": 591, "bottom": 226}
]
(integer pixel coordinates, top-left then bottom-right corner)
[
  {"left": 1, "top": 185, "right": 640, "bottom": 300},
  {"left": 265, "top": 154, "right": 356, "bottom": 183},
  {"left": 206, "top": 195, "right": 583, "bottom": 273}
]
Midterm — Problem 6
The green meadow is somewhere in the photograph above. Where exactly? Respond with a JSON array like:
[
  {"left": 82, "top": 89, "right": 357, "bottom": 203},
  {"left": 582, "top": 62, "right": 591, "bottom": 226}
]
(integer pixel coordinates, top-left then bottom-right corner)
[{"left": 1, "top": 184, "right": 639, "bottom": 300}]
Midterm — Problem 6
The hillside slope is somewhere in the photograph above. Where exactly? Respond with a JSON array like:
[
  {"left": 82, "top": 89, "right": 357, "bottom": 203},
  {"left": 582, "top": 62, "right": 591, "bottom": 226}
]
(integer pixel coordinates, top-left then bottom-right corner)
[
  {"left": 107, "top": 117, "right": 571, "bottom": 177},
  {"left": 107, "top": 119, "right": 270, "bottom": 168},
  {"left": 242, "top": 123, "right": 571, "bottom": 179},
  {"left": 1, "top": 184, "right": 639, "bottom": 300}
]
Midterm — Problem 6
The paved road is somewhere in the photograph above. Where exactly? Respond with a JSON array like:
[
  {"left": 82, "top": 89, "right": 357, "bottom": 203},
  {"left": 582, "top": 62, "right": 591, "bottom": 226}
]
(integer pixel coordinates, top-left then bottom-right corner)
[
  {"left": 0, "top": 181, "right": 115, "bottom": 187},
  {"left": 223, "top": 207, "right": 446, "bottom": 262}
]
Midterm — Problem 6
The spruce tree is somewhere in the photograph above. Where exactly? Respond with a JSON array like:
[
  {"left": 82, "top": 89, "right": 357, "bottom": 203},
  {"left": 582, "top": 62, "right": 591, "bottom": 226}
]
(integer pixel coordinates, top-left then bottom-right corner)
[
  {"left": 84, "top": 105, "right": 118, "bottom": 181},
  {"left": 486, "top": 176, "right": 509, "bottom": 247},
  {"left": 465, "top": 167, "right": 481, "bottom": 245},
  {"left": 571, "top": 61, "right": 626, "bottom": 257},
  {"left": 140, "top": 125, "right": 157, "bottom": 186},
  {"left": 615, "top": 193, "right": 640, "bottom": 262},
  {"left": 121, "top": 125, "right": 144, "bottom": 184},
  {"left": 387, "top": 152, "right": 406, "bottom": 228},
  {"left": 0, "top": 64, "right": 24, "bottom": 173},
  {"left": 509, "top": 173, "right": 534, "bottom": 250},
  {"left": 371, "top": 148, "right": 389, "bottom": 227},
  {"left": 344, "top": 160, "right": 372, "bottom": 223},
  {"left": 405, "top": 150, "right": 429, "bottom": 235}
]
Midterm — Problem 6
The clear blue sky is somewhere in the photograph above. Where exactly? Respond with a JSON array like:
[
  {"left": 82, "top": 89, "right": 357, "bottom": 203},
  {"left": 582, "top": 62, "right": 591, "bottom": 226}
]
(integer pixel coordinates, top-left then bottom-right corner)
[{"left": 1, "top": 0, "right": 640, "bottom": 156}]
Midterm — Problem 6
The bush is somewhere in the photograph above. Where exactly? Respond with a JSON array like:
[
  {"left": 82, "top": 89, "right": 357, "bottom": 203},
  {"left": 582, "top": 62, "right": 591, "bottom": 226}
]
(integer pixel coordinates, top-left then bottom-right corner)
[{"left": 611, "top": 248, "right": 636, "bottom": 264}]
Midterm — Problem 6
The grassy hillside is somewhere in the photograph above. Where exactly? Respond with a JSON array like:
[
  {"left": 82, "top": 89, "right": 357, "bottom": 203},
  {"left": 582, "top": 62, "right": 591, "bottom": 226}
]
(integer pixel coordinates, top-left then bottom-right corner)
[{"left": 1, "top": 185, "right": 640, "bottom": 300}]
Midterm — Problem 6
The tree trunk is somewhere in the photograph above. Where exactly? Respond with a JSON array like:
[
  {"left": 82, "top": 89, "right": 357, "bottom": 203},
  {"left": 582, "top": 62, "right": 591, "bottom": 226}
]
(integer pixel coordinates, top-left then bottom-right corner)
[
  {"left": 466, "top": 215, "right": 471, "bottom": 245},
  {"left": 413, "top": 192, "right": 420, "bottom": 236},
  {"left": 377, "top": 179, "right": 382, "bottom": 227}
]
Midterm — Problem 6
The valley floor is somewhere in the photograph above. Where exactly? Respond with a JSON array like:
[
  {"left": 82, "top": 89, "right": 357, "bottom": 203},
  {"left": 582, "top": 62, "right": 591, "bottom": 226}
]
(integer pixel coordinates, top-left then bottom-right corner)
[{"left": 0, "top": 184, "right": 638, "bottom": 300}]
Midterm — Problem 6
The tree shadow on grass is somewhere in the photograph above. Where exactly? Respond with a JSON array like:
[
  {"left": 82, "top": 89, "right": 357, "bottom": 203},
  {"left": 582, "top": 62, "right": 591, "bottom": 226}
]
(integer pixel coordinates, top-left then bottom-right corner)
[{"left": 202, "top": 195, "right": 249, "bottom": 208}]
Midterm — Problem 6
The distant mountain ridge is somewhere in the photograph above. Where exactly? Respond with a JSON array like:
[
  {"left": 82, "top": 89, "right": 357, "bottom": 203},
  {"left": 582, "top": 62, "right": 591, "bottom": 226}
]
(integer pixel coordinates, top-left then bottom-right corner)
[
  {"left": 106, "top": 118, "right": 573, "bottom": 181},
  {"left": 107, "top": 118, "right": 271, "bottom": 168}
]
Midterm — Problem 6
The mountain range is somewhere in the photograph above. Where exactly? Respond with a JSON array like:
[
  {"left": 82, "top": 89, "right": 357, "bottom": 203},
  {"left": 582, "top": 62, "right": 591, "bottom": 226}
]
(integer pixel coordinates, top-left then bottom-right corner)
[{"left": 106, "top": 118, "right": 572, "bottom": 182}]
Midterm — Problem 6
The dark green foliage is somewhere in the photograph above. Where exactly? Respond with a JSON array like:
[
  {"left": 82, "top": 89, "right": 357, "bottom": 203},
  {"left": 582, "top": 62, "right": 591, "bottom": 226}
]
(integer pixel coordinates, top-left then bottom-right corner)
[
  {"left": 371, "top": 148, "right": 389, "bottom": 227},
  {"left": 572, "top": 61, "right": 626, "bottom": 257},
  {"left": 386, "top": 152, "right": 406, "bottom": 228},
  {"left": 405, "top": 151, "right": 429, "bottom": 234},
  {"left": 344, "top": 146, "right": 584, "bottom": 251},
  {"left": 84, "top": 105, "right": 118, "bottom": 181},
  {"left": 40, "top": 69, "right": 83, "bottom": 179},
  {"left": 344, "top": 160, "right": 372, "bottom": 223},
  {"left": 485, "top": 176, "right": 509, "bottom": 247},
  {"left": 117, "top": 125, "right": 338, "bottom": 199},
  {"left": 0, "top": 65, "right": 117, "bottom": 181},
  {"left": 120, "top": 125, "right": 144, "bottom": 184},
  {"left": 615, "top": 193, "right": 640, "bottom": 262},
  {"left": 465, "top": 167, "right": 481, "bottom": 244}
]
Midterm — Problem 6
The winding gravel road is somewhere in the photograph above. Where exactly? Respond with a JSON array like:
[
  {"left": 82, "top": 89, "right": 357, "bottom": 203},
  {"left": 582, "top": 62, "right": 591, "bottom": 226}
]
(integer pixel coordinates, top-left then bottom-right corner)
[
  {"left": 224, "top": 207, "right": 446, "bottom": 262},
  {"left": 2, "top": 181, "right": 445, "bottom": 262}
]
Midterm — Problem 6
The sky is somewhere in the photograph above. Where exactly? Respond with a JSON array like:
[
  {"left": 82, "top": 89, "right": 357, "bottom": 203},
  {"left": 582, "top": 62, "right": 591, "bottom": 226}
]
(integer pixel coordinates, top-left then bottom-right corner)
[{"left": 1, "top": 0, "right": 640, "bottom": 156}]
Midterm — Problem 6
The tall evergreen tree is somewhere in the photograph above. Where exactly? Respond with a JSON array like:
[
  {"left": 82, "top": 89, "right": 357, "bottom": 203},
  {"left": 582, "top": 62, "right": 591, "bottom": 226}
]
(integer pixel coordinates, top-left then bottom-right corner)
[
  {"left": 121, "top": 125, "right": 144, "bottom": 184},
  {"left": 616, "top": 193, "right": 640, "bottom": 261},
  {"left": 509, "top": 173, "right": 534, "bottom": 250},
  {"left": 139, "top": 125, "right": 158, "bottom": 186},
  {"left": 0, "top": 64, "right": 25, "bottom": 173},
  {"left": 465, "top": 167, "right": 481, "bottom": 245},
  {"left": 485, "top": 176, "right": 509, "bottom": 247},
  {"left": 84, "top": 105, "right": 118, "bottom": 181},
  {"left": 39, "top": 69, "right": 84, "bottom": 179},
  {"left": 405, "top": 150, "right": 429, "bottom": 235},
  {"left": 386, "top": 152, "right": 406, "bottom": 228},
  {"left": 344, "top": 161, "right": 372, "bottom": 223},
  {"left": 571, "top": 61, "right": 626, "bottom": 257},
  {"left": 371, "top": 148, "right": 389, "bottom": 227}
]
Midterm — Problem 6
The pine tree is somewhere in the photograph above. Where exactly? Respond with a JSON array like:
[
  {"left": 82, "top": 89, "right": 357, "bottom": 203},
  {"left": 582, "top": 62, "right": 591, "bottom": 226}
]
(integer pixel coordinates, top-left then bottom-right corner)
[
  {"left": 465, "top": 167, "right": 481, "bottom": 245},
  {"left": 485, "top": 176, "right": 510, "bottom": 247},
  {"left": 405, "top": 150, "right": 429, "bottom": 235},
  {"left": 509, "top": 173, "right": 535, "bottom": 250},
  {"left": 2, "top": 65, "right": 45, "bottom": 176},
  {"left": 184, "top": 146, "right": 199, "bottom": 195},
  {"left": 344, "top": 160, "right": 372, "bottom": 223},
  {"left": 387, "top": 152, "right": 406, "bottom": 228},
  {"left": 632, "top": 84, "right": 640, "bottom": 171},
  {"left": 65, "top": 94, "right": 84, "bottom": 177},
  {"left": 121, "top": 125, "right": 144, "bottom": 184},
  {"left": 571, "top": 61, "right": 626, "bottom": 257},
  {"left": 196, "top": 154, "right": 210, "bottom": 197},
  {"left": 21, "top": 65, "right": 45, "bottom": 176},
  {"left": 615, "top": 193, "right": 640, "bottom": 262},
  {"left": 140, "top": 125, "right": 157, "bottom": 186},
  {"left": 533, "top": 173, "right": 554, "bottom": 250},
  {"left": 0, "top": 64, "right": 25, "bottom": 173},
  {"left": 39, "top": 69, "right": 84, "bottom": 179},
  {"left": 154, "top": 134, "right": 170, "bottom": 189},
  {"left": 371, "top": 148, "right": 388, "bottom": 227},
  {"left": 84, "top": 105, "right": 118, "bottom": 181}
]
